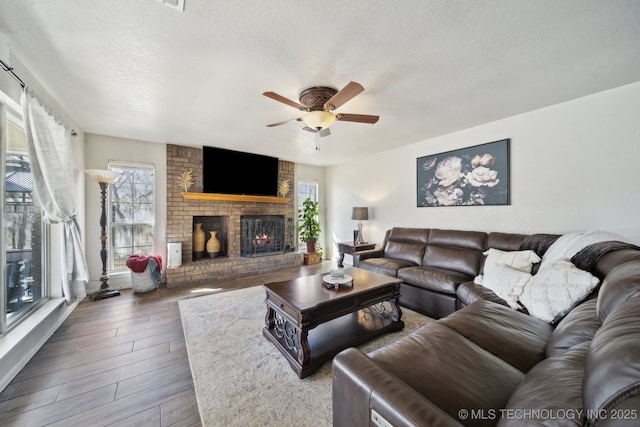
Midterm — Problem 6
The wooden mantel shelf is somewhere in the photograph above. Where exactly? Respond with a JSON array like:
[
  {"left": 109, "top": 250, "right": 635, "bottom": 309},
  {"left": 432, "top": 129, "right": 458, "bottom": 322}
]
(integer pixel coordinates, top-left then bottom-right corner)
[{"left": 181, "top": 192, "right": 290, "bottom": 203}]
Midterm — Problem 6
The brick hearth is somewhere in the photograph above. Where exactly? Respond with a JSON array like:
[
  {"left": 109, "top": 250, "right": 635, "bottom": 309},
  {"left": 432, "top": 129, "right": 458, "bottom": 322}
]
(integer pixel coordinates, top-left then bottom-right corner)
[{"left": 166, "top": 145, "right": 301, "bottom": 287}]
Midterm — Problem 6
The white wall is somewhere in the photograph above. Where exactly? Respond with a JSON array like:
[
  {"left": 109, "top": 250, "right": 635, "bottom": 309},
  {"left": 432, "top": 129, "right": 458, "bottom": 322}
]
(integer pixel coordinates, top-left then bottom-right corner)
[
  {"left": 326, "top": 81, "right": 640, "bottom": 260},
  {"left": 84, "top": 134, "right": 167, "bottom": 292}
]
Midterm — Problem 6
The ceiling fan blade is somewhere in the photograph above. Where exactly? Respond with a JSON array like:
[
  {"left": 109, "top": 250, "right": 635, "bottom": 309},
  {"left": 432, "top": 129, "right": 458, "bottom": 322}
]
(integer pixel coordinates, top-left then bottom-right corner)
[
  {"left": 302, "top": 126, "right": 331, "bottom": 137},
  {"left": 263, "top": 91, "right": 308, "bottom": 111},
  {"left": 318, "top": 128, "right": 331, "bottom": 137},
  {"left": 335, "top": 113, "right": 379, "bottom": 124},
  {"left": 324, "top": 81, "right": 364, "bottom": 110},
  {"left": 266, "top": 117, "right": 301, "bottom": 127}
]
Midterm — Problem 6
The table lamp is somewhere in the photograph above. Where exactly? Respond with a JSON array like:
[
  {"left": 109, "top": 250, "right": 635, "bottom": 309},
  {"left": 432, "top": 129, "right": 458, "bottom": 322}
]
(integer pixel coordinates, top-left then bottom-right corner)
[{"left": 351, "top": 207, "right": 369, "bottom": 244}]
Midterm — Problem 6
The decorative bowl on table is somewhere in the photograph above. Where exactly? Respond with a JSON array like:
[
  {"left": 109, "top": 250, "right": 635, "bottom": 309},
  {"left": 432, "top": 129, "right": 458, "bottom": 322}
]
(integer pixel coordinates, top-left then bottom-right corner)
[{"left": 323, "top": 272, "right": 353, "bottom": 289}]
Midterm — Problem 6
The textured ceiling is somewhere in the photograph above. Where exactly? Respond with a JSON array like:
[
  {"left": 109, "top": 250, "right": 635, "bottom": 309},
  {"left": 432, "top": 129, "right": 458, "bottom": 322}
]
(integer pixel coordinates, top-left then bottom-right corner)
[{"left": 1, "top": 1, "right": 639, "bottom": 166}]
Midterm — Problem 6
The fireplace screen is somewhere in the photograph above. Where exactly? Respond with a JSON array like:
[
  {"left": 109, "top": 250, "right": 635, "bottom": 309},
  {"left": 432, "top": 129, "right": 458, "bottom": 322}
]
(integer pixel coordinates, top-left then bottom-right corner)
[{"left": 240, "top": 215, "right": 285, "bottom": 257}]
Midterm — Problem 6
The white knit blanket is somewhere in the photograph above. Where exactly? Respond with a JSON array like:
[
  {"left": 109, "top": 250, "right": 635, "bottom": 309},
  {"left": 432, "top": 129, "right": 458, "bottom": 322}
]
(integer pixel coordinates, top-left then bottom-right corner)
[{"left": 540, "top": 230, "right": 630, "bottom": 269}]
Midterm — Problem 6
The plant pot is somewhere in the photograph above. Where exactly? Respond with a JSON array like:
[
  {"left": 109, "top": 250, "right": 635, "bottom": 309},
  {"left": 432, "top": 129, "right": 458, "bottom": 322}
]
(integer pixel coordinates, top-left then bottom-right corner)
[{"left": 306, "top": 239, "right": 317, "bottom": 253}]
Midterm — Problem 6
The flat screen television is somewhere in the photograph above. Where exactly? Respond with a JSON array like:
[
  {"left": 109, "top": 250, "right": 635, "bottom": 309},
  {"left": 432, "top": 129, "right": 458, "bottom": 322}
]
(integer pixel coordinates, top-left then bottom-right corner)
[{"left": 202, "top": 146, "right": 279, "bottom": 196}]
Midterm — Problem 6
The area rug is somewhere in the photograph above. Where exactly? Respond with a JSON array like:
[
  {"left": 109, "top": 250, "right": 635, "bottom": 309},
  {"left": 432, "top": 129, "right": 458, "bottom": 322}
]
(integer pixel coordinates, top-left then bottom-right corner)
[{"left": 179, "top": 285, "right": 432, "bottom": 427}]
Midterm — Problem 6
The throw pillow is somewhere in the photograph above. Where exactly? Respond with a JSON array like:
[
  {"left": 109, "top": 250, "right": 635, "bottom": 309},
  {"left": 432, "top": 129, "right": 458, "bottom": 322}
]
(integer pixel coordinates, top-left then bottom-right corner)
[
  {"left": 475, "top": 264, "right": 532, "bottom": 309},
  {"left": 482, "top": 248, "right": 541, "bottom": 275},
  {"left": 519, "top": 259, "right": 600, "bottom": 323},
  {"left": 475, "top": 249, "right": 540, "bottom": 309}
]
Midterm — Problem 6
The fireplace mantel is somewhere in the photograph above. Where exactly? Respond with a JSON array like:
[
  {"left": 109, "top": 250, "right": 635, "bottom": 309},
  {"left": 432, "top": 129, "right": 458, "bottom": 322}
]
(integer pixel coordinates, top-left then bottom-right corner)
[{"left": 181, "top": 192, "right": 290, "bottom": 203}]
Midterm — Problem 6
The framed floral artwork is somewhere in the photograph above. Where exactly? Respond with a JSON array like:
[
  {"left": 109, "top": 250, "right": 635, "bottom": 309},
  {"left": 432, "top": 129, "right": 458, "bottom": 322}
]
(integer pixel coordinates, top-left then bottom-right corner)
[{"left": 417, "top": 139, "right": 510, "bottom": 207}]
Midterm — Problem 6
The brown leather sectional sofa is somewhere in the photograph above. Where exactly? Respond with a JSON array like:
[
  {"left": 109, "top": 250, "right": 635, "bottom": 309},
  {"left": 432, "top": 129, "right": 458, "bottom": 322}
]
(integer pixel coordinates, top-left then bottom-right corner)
[
  {"left": 334, "top": 227, "right": 640, "bottom": 426},
  {"left": 353, "top": 227, "right": 551, "bottom": 318}
]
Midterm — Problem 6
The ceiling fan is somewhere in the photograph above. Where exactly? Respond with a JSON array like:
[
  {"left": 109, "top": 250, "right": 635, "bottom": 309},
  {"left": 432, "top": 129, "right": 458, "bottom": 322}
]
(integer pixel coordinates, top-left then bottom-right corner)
[{"left": 263, "top": 81, "right": 379, "bottom": 137}]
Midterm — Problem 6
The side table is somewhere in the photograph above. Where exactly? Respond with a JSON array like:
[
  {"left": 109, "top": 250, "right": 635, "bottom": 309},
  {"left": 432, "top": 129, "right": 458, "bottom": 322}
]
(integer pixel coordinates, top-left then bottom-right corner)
[{"left": 337, "top": 242, "right": 376, "bottom": 267}]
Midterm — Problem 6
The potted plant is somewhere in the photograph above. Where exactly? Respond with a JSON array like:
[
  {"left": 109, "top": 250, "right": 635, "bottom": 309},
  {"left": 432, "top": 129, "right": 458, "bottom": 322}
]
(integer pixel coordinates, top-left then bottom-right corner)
[{"left": 298, "top": 197, "right": 321, "bottom": 253}]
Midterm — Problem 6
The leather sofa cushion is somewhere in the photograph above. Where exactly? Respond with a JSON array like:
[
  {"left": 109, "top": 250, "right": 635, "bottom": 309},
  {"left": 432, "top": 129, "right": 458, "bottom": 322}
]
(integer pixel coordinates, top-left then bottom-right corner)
[
  {"left": 357, "top": 257, "right": 416, "bottom": 277},
  {"left": 439, "top": 300, "right": 553, "bottom": 373},
  {"left": 596, "top": 261, "right": 640, "bottom": 323},
  {"left": 498, "top": 341, "right": 590, "bottom": 427},
  {"left": 398, "top": 266, "right": 471, "bottom": 294},
  {"left": 486, "top": 232, "right": 529, "bottom": 252},
  {"left": 369, "top": 322, "right": 524, "bottom": 427},
  {"left": 423, "top": 245, "right": 483, "bottom": 278},
  {"left": 546, "top": 298, "right": 599, "bottom": 358},
  {"left": 384, "top": 241, "right": 425, "bottom": 266},
  {"left": 427, "top": 228, "right": 486, "bottom": 251},
  {"left": 422, "top": 229, "right": 486, "bottom": 277},
  {"left": 387, "top": 227, "right": 430, "bottom": 245},
  {"left": 583, "top": 295, "right": 640, "bottom": 425}
]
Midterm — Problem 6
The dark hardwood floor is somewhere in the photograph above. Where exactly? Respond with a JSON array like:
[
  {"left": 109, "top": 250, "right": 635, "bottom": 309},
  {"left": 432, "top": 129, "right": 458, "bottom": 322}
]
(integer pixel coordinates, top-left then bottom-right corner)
[{"left": 0, "top": 261, "right": 332, "bottom": 426}]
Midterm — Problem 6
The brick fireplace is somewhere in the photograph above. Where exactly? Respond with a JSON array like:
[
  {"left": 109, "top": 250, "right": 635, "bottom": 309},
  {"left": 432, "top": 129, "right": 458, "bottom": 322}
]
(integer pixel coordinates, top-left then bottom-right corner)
[{"left": 166, "top": 145, "right": 301, "bottom": 287}]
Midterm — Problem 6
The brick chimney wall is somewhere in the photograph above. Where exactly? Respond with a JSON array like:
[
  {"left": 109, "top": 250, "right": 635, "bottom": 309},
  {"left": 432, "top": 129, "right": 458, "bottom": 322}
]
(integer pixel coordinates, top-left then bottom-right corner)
[{"left": 166, "top": 144, "right": 300, "bottom": 287}]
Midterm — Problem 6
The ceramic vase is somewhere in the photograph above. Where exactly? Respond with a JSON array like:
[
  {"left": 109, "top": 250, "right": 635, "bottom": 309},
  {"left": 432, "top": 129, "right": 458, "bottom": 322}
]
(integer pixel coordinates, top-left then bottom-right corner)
[
  {"left": 193, "top": 223, "right": 205, "bottom": 260},
  {"left": 207, "top": 231, "right": 221, "bottom": 258}
]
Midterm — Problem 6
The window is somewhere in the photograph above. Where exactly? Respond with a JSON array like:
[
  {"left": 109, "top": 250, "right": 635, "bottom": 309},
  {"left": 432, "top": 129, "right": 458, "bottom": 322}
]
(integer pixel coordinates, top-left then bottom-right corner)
[
  {"left": 3, "top": 104, "right": 48, "bottom": 329},
  {"left": 297, "top": 179, "right": 318, "bottom": 251},
  {"left": 108, "top": 163, "right": 155, "bottom": 271}
]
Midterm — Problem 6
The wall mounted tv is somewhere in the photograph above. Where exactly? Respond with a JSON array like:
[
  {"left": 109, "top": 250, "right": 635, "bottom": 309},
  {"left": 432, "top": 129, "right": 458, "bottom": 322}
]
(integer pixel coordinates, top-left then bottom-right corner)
[{"left": 202, "top": 146, "right": 279, "bottom": 196}]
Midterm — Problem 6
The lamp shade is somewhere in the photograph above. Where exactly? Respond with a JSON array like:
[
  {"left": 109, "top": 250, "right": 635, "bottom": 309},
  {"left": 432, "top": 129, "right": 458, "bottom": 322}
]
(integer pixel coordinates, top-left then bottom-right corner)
[
  {"left": 85, "top": 169, "right": 122, "bottom": 184},
  {"left": 301, "top": 111, "right": 336, "bottom": 130},
  {"left": 351, "top": 207, "right": 369, "bottom": 221}
]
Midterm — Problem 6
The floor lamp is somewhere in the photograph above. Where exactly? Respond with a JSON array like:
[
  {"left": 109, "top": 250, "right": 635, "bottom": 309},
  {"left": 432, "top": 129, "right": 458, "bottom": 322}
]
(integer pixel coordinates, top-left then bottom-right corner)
[{"left": 85, "top": 169, "right": 122, "bottom": 301}]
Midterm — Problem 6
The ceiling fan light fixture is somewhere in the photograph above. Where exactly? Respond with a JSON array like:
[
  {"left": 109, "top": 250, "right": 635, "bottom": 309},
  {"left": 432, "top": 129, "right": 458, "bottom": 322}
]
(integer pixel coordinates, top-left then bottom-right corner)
[{"left": 301, "top": 111, "right": 336, "bottom": 130}]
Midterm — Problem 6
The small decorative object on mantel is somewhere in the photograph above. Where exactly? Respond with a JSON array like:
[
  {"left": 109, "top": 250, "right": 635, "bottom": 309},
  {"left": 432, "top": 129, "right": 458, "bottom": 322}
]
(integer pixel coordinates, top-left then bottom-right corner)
[
  {"left": 178, "top": 169, "right": 194, "bottom": 192},
  {"left": 278, "top": 179, "right": 290, "bottom": 198}
]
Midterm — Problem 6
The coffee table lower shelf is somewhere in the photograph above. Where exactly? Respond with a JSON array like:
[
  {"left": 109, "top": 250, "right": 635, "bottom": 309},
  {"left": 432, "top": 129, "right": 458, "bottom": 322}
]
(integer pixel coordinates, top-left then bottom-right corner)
[{"left": 263, "top": 308, "right": 404, "bottom": 379}]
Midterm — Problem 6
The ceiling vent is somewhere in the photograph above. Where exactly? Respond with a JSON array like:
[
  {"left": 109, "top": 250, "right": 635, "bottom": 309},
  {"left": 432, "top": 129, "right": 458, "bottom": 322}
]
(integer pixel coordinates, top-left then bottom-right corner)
[{"left": 156, "top": 0, "right": 185, "bottom": 12}]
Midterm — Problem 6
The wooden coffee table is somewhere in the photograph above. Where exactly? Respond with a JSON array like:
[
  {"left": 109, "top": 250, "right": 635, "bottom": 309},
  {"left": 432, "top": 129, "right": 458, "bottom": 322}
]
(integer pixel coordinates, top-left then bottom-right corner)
[{"left": 262, "top": 267, "right": 403, "bottom": 378}]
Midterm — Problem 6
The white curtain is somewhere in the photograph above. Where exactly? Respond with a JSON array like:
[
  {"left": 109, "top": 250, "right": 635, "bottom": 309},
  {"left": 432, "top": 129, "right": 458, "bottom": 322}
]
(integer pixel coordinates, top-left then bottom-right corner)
[{"left": 21, "top": 87, "right": 88, "bottom": 303}]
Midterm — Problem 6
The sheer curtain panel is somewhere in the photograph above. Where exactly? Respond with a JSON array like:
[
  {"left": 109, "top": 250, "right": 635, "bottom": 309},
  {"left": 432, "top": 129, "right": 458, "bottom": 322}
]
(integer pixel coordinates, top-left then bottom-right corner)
[{"left": 21, "top": 88, "right": 88, "bottom": 302}]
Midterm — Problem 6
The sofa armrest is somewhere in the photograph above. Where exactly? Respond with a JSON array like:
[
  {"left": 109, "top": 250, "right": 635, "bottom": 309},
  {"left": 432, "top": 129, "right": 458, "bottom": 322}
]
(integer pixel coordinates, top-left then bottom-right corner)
[
  {"left": 333, "top": 348, "right": 463, "bottom": 427},
  {"left": 352, "top": 248, "right": 384, "bottom": 266},
  {"left": 456, "top": 280, "right": 510, "bottom": 308}
]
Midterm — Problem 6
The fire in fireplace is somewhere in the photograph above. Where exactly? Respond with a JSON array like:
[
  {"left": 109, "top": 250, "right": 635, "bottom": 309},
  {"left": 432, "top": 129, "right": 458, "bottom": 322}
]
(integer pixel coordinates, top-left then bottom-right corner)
[{"left": 241, "top": 215, "right": 285, "bottom": 257}]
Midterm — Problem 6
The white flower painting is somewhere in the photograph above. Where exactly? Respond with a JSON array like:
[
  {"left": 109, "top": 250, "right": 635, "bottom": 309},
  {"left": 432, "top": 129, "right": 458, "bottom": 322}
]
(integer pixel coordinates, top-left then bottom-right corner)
[{"left": 417, "top": 139, "right": 510, "bottom": 207}]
